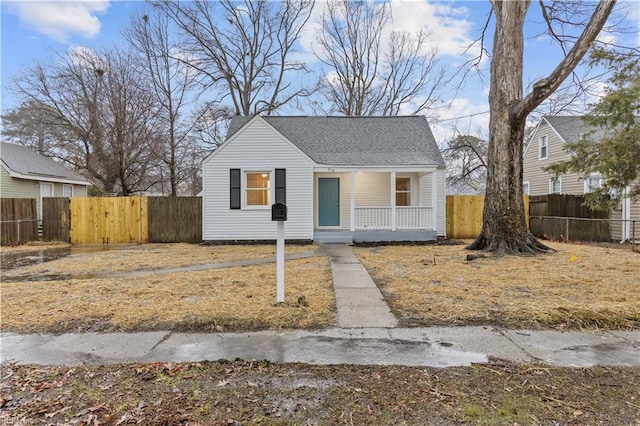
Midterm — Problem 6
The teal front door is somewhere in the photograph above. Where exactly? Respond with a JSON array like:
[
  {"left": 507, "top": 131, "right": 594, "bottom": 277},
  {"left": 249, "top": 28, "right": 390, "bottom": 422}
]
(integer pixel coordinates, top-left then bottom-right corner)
[{"left": 318, "top": 178, "right": 340, "bottom": 226}]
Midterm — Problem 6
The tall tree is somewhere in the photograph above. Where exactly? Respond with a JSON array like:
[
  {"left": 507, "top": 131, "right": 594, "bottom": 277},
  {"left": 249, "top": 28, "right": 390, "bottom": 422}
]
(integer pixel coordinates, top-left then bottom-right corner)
[
  {"left": 13, "top": 47, "right": 161, "bottom": 195},
  {"left": 125, "top": 10, "right": 198, "bottom": 196},
  {"left": 1, "top": 101, "right": 62, "bottom": 155},
  {"left": 315, "top": 0, "right": 447, "bottom": 116},
  {"left": 546, "top": 48, "right": 640, "bottom": 210},
  {"left": 153, "top": 0, "right": 314, "bottom": 116},
  {"left": 468, "top": 0, "right": 616, "bottom": 255}
]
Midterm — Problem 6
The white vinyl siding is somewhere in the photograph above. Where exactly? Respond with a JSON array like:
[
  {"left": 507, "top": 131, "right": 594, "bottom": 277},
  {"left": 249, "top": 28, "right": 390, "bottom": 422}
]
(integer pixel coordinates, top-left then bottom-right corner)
[
  {"left": 202, "top": 118, "right": 314, "bottom": 240},
  {"left": 418, "top": 169, "right": 446, "bottom": 237},
  {"left": 524, "top": 120, "right": 590, "bottom": 196}
]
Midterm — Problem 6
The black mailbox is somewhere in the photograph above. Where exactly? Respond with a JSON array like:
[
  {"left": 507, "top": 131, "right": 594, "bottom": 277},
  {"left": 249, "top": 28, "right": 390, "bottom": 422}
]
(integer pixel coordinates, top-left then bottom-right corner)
[{"left": 271, "top": 203, "right": 287, "bottom": 221}]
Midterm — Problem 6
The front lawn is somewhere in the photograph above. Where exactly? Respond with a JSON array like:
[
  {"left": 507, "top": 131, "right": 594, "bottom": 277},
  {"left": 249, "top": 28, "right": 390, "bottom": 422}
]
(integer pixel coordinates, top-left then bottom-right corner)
[
  {"left": 354, "top": 241, "right": 640, "bottom": 330},
  {"left": 1, "top": 244, "right": 335, "bottom": 334}
]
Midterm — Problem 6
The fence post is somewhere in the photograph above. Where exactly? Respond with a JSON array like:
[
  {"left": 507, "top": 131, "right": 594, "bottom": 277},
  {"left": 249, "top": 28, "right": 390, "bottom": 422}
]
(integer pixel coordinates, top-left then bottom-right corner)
[
  {"left": 565, "top": 217, "right": 570, "bottom": 242},
  {"left": 633, "top": 220, "right": 636, "bottom": 250}
]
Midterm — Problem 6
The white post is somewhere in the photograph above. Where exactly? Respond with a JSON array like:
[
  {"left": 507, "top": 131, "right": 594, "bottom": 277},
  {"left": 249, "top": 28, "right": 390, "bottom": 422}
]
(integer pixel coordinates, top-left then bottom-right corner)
[
  {"left": 431, "top": 171, "right": 438, "bottom": 232},
  {"left": 350, "top": 171, "right": 356, "bottom": 232},
  {"left": 276, "top": 221, "right": 285, "bottom": 303},
  {"left": 390, "top": 171, "right": 396, "bottom": 231}
]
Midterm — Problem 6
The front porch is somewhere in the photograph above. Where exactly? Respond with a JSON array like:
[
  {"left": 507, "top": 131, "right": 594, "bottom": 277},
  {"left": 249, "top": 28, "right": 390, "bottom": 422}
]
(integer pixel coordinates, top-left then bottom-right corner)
[{"left": 313, "top": 169, "right": 442, "bottom": 241}]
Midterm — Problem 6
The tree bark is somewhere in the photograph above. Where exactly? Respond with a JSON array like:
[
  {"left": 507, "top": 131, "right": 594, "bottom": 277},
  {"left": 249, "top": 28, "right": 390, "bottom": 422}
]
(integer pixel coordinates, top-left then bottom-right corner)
[
  {"left": 468, "top": 0, "right": 552, "bottom": 255},
  {"left": 469, "top": 0, "right": 616, "bottom": 255}
]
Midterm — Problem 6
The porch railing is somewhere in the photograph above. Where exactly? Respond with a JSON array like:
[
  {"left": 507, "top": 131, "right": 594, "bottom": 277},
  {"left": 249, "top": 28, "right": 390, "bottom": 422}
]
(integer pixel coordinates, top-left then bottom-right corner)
[{"left": 354, "top": 207, "right": 433, "bottom": 230}]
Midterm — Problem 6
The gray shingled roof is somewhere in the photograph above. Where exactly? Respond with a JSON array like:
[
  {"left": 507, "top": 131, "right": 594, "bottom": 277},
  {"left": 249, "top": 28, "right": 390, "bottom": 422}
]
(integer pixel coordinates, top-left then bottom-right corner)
[
  {"left": 1, "top": 142, "right": 90, "bottom": 184},
  {"left": 226, "top": 116, "right": 445, "bottom": 167},
  {"left": 543, "top": 115, "right": 611, "bottom": 143}
]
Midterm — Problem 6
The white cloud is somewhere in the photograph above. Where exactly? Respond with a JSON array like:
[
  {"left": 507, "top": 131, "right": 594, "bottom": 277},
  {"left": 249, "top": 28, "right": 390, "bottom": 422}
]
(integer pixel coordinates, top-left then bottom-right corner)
[
  {"left": 298, "top": 0, "right": 480, "bottom": 66},
  {"left": 389, "top": 0, "right": 479, "bottom": 58},
  {"left": 8, "top": 1, "right": 110, "bottom": 43}
]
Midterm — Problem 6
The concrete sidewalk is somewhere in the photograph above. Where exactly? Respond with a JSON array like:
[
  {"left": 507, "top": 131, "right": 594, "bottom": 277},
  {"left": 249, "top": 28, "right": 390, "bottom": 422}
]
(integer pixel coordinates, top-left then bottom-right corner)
[{"left": 2, "top": 327, "right": 639, "bottom": 367}]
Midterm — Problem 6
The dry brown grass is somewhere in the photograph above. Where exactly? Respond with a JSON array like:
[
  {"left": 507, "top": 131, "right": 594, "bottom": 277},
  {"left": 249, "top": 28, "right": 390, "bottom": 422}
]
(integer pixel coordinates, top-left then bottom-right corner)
[
  {"left": 354, "top": 241, "right": 640, "bottom": 330},
  {"left": 1, "top": 255, "right": 335, "bottom": 334},
  {"left": 2, "top": 243, "right": 317, "bottom": 276}
]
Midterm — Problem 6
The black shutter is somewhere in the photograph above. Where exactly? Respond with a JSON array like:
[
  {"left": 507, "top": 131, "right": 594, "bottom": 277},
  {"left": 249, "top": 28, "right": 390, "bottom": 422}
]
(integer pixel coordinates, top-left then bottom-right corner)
[
  {"left": 275, "top": 168, "right": 286, "bottom": 204},
  {"left": 230, "top": 169, "right": 241, "bottom": 209}
]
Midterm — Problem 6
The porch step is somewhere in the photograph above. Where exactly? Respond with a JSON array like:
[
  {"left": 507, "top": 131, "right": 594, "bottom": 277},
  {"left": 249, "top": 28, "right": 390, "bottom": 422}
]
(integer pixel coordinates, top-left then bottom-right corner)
[{"left": 313, "top": 232, "right": 353, "bottom": 244}]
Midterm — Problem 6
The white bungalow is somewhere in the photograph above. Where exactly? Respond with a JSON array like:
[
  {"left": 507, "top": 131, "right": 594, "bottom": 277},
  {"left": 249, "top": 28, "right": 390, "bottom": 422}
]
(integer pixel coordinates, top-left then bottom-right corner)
[{"left": 201, "top": 115, "right": 446, "bottom": 243}]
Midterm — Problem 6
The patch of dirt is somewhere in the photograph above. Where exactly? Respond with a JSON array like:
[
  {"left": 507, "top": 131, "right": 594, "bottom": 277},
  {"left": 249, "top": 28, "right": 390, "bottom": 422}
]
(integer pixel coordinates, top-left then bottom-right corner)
[
  {"left": 354, "top": 240, "right": 640, "bottom": 330},
  {"left": 1, "top": 361, "right": 638, "bottom": 425},
  {"left": 2, "top": 243, "right": 318, "bottom": 275}
]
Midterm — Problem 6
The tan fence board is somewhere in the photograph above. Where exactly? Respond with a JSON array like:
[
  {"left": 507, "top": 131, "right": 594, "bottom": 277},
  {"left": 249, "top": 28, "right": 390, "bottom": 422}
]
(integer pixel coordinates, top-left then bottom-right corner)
[
  {"left": 447, "top": 195, "right": 530, "bottom": 239},
  {"left": 70, "top": 197, "right": 148, "bottom": 244}
]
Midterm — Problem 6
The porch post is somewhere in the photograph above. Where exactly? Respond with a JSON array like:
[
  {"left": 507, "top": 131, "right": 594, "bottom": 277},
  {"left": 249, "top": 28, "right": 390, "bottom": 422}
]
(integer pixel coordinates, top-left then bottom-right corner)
[
  {"left": 390, "top": 171, "right": 396, "bottom": 231},
  {"left": 431, "top": 171, "right": 438, "bottom": 231},
  {"left": 350, "top": 171, "right": 355, "bottom": 232}
]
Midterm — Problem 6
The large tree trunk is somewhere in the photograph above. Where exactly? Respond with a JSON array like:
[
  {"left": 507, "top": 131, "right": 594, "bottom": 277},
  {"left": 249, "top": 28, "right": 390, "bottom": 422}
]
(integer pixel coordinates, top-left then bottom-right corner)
[
  {"left": 469, "top": 0, "right": 615, "bottom": 255},
  {"left": 468, "top": 1, "right": 552, "bottom": 255}
]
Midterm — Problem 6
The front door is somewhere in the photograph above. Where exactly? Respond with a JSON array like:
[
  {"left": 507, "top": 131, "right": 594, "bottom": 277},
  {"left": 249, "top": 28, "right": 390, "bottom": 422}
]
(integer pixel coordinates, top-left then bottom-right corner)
[{"left": 318, "top": 178, "right": 340, "bottom": 226}]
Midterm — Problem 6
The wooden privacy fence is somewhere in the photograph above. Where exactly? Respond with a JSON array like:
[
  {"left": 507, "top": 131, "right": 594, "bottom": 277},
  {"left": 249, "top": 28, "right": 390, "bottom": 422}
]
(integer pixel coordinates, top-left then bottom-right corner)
[
  {"left": 529, "top": 194, "right": 610, "bottom": 241},
  {"left": 0, "top": 198, "right": 38, "bottom": 245},
  {"left": 148, "top": 197, "right": 202, "bottom": 243},
  {"left": 446, "top": 195, "right": 530, "bottom": 239},
  {"left": 43, "top": 198, "right": 70, "bottom": 242},
  {"left": 71, "top": 196, "right": 148, "bottom": 244},
  {"left": 42, "top": 196, "right": 202, "bottom": 244}
]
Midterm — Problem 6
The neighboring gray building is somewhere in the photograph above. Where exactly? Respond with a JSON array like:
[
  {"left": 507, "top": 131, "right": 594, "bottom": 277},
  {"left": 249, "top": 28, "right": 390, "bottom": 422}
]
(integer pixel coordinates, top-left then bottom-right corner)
[
  {"left": 1, "top": 142, "right": 91, "bottom": 219},
  {"left": 202, "top": 115, "right": 447, "bottom": 243},
  {"left": 523, "top": 115, "right": 639, "bottom": 242}
]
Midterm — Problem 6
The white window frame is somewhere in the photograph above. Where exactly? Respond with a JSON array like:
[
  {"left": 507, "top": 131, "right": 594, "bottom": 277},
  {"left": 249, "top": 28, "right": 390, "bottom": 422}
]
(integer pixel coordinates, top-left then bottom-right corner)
[
  {"left": 523, "top": 181, "right": 530, "bottom": 196},
  {"left": 243, "top": 170, "right": 272, "bottom": 209},
  {"left": 395, "top": 176, "right": 412, "bottom": 207},
  {"left": 62, "top": 184, "right": 73, "bottom": 197},
  {"left": 539, "top": 135, "right": 548, "bottom": 160},
  {"left": 583, "top": 173, "right": 602, "bottom": 194},
  {"left": 549, "top": 177, "right": 562, "bottom": 194}
]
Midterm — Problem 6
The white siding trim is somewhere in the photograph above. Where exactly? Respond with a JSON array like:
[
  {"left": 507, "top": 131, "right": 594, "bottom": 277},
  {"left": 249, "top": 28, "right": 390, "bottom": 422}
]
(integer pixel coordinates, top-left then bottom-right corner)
[
  {"left": 523, "top": 181, "right": 530, "bottom": 195},
  {"left": 203, "top": 115, "right": 315, "bottom": 166}
]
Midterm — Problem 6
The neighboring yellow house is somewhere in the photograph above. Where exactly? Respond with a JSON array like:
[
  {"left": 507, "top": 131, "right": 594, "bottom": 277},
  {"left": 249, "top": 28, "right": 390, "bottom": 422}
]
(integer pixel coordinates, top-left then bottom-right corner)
[
  {"left": 523, "top": 116, "right": 639, "bottom": 242},
  {"left": 0, "top": 142, "right": 91, "bottom": 220}
]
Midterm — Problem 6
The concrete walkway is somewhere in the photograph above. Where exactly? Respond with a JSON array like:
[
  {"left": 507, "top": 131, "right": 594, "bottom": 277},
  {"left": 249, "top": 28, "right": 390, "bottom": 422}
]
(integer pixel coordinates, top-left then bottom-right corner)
[
  {"left": 1, "top": 244, "right": 639, "bottom": 368},
  {"left": 320, "top": 244, "right": 398, "bottom": 328}
]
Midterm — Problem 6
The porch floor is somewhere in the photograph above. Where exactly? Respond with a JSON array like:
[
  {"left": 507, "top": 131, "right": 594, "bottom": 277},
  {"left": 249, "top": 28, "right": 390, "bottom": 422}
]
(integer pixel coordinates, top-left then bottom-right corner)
[{"left": 314, "top": 230, "right": 437, "bottom": 244}]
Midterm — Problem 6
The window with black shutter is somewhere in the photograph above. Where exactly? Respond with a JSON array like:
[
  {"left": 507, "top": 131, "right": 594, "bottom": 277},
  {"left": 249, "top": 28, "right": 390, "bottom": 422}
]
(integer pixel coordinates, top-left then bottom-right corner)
[
  {"left": 230, "top": 169, "right": 241, "bottom": 209},
  {"left": 275, "top": 168, "right": 286, "bottom": 204}
]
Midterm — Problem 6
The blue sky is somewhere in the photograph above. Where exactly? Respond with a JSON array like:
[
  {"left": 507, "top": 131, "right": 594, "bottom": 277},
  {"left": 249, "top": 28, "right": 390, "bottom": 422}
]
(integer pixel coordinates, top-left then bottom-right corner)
[{"left": 1, "top": 1, "right": 638, "bottom": 142}]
